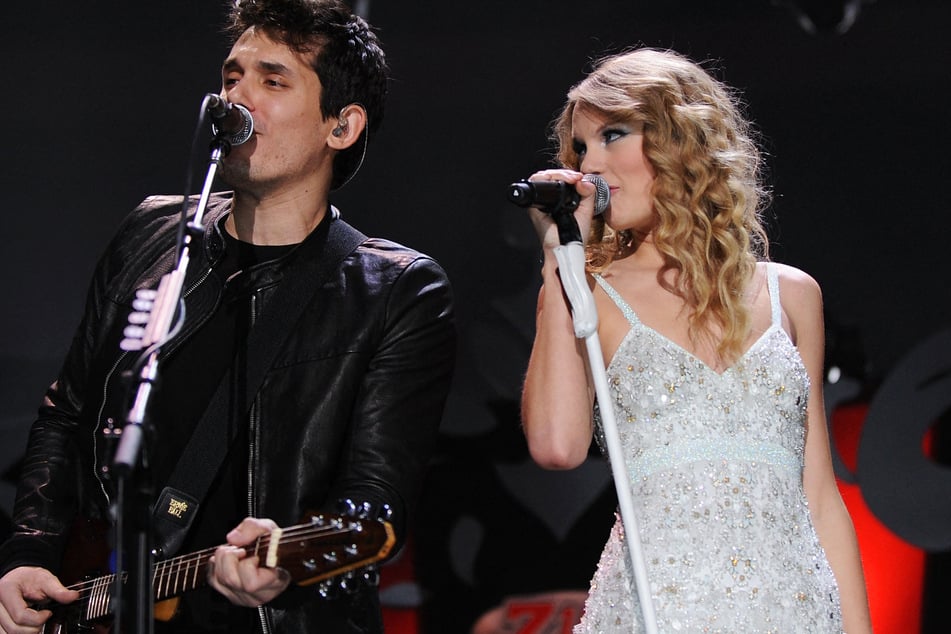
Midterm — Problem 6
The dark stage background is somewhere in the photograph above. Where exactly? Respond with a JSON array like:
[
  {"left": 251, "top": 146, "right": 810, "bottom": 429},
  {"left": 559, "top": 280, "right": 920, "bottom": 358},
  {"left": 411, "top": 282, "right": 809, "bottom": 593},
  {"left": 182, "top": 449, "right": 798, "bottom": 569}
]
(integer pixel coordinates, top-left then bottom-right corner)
[{"left": 2, "top": 1, "right": 950, "bottom": 632}]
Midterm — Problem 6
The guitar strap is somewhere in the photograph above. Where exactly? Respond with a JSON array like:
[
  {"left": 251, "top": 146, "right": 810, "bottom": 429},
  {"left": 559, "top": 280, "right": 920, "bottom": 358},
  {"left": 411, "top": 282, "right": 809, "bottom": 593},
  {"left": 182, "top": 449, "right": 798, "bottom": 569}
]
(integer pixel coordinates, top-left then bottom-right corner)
[{"left": 151, "top": 213, "right": 367, "bottom": 558}]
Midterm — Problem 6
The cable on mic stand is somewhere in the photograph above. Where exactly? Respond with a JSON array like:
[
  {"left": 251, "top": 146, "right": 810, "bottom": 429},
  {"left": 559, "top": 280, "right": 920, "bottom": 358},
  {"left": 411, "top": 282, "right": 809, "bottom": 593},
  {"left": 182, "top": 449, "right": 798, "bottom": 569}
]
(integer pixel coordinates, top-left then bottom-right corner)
[
  {"left": 107, "top": 93, "right": 251, "bottom": 634},
  {"left": 517, "top": 190, "right": 659, "bottom": 634}
]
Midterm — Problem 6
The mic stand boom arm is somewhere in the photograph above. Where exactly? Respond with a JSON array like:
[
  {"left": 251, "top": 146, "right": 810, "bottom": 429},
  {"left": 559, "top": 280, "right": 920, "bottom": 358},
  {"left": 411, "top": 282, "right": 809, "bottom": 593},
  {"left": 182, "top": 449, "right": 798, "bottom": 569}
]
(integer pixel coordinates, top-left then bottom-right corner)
[{"left": 549, "top": 209, "right": 659, "bottom": 634}]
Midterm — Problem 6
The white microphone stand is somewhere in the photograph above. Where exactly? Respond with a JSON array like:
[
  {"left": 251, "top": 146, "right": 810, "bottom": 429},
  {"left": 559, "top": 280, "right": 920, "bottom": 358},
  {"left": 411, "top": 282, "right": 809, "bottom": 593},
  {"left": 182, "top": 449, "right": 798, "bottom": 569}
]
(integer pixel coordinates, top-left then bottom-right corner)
[{"left": 550, "top": 216, "right": 658, "bottom": 634}]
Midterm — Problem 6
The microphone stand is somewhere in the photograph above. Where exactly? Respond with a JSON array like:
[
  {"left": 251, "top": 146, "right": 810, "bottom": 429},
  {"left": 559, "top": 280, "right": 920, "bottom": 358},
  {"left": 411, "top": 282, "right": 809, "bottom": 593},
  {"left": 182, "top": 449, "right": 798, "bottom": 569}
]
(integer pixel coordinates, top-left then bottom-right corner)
[
  {"left": 109, "top": 134, "right": 233, "bottom": 634},
  {"left": 547, "top": 208, "right": 659, "bottom": 634}
]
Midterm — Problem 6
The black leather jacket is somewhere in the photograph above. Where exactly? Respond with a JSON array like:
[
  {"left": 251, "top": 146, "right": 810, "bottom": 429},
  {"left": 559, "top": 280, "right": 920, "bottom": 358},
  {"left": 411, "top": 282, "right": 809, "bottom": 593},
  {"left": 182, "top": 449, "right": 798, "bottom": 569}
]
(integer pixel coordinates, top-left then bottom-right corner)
[{"left": 0, "top": 193, "right": 455, "bottom": 633}]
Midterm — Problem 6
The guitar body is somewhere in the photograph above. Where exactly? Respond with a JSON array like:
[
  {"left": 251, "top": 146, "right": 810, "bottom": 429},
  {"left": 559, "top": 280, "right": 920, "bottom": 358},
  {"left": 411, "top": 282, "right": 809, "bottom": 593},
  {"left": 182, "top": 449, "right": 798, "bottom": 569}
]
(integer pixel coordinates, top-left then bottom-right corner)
[
  {"left": 42, "top": 517, "right": 178, "bottom": 633},
  {"left": 43, "top": 592, "right": 180, "bottom": 633},
  {"left": 41, "top": 512, "right": 395, "bottom": 633},
  {"left": 44, "top": 517, "right": 115, "bottom": 633}
]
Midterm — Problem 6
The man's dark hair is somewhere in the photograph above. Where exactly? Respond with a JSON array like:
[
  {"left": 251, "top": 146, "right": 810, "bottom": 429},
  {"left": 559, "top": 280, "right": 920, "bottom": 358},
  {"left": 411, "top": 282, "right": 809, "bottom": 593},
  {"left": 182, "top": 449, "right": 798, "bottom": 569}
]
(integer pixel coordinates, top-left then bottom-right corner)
[{"left": 226, "top": 0, "right": 388, "bottom": 189}]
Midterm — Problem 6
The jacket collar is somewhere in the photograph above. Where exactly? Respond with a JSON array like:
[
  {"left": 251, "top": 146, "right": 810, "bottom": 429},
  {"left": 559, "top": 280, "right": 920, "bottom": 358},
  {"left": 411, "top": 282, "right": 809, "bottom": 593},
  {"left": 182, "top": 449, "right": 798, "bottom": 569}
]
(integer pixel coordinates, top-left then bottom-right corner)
[
  {"left": 200, "top": 192, "right": 342, "bottom": 268},
  {"left": 202, "top": 192, "right": 235, "bottom": 265}
]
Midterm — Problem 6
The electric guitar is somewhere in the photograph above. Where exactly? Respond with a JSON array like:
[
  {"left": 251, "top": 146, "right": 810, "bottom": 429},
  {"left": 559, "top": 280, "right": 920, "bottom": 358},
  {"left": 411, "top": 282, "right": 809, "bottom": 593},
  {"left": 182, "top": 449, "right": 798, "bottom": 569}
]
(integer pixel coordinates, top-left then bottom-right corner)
[{"left": 39, "top": 512, "right": 395, "bottom": 633}]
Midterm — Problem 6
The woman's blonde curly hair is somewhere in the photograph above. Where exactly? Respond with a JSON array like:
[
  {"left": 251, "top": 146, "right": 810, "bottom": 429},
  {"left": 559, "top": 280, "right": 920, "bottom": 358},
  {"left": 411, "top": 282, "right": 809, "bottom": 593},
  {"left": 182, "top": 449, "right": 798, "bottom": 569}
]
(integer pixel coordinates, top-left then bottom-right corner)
[{"left": 553, "top": 48, "right": 769, "bottom": 364}]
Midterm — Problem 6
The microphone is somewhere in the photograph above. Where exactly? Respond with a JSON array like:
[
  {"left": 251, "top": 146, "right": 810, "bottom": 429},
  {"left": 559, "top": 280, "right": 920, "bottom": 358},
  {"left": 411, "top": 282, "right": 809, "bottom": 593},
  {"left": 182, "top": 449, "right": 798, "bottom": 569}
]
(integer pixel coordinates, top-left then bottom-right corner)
[
  {"left": 507, "top": 174, "right": 610, "bottom": 215},
  {"left": 206, "top": 93, "right": 254, "bottom": 146}
]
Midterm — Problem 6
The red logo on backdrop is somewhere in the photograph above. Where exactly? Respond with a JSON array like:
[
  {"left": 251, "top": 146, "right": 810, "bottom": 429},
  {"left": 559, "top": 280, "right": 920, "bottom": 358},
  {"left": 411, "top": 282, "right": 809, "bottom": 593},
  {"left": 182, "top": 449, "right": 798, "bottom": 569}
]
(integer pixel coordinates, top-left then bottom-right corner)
[{"left": 471, "top": 592, "right": 587, "bottom": 634}]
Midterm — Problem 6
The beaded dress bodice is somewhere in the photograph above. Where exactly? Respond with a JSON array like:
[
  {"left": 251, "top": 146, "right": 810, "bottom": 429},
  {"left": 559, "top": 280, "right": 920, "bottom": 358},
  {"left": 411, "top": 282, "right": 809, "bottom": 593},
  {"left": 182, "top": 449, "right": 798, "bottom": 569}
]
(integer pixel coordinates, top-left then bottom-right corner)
[{"left": 575, "top": 264, "right": 842, "bottom": 633}]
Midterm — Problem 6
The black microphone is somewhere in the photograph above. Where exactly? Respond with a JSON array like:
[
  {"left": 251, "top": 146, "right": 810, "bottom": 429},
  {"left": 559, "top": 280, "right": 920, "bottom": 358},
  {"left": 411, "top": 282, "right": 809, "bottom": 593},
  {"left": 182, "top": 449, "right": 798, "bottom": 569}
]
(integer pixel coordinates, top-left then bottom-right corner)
[
  {"left": 507, "top": 174, "right": 610, "bottom": 215},
  {"left": 206, "top": 93, "right": 254, "bottom": 146}
]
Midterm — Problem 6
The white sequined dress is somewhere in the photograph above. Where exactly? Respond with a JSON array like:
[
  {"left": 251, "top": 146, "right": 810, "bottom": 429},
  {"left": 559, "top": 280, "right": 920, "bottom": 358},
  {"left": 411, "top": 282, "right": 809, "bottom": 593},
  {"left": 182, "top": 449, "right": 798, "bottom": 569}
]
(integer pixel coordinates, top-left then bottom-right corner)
[{"left": 576, "top": 264, "right": 842, "bottom": 633}]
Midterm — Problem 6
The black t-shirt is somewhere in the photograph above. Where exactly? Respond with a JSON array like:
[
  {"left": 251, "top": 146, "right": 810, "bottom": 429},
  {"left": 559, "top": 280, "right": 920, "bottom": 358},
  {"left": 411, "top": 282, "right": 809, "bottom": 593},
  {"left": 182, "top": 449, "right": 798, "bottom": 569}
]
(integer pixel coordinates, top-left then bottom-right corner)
[{"left": 149, "top": 230, "right": 295, "bottom": 632}]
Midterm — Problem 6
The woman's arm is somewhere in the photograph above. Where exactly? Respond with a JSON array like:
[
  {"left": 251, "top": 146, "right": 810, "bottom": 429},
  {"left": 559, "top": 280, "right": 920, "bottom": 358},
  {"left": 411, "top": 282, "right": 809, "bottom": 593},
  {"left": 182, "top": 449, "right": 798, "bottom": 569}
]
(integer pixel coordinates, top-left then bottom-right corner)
[
  {"left": 781, "top": 264, "right": 872, "bottom": 634},
  {"left": 520, "top": 170, "right": 602, "bottom": 470},
  {"left": 521, "top": 261, "right": 596, "bottom": 469}
]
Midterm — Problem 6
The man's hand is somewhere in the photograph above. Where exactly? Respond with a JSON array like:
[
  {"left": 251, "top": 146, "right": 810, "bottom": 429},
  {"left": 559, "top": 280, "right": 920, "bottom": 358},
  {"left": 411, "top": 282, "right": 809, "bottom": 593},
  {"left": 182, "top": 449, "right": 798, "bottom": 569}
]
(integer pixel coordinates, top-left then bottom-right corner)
[
  {"left": 207, "top": 517, "right": 291, "bottom": 608},
  {"left": 0, "top": 566, "right": 79, "bottom": 634}
]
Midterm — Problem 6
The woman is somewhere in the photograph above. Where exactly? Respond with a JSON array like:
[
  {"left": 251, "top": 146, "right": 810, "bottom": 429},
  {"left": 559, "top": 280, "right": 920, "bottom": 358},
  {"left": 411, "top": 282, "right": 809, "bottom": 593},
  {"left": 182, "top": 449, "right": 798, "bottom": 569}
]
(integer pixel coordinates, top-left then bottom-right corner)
[{"left": 521, "top": 49, "right": 871, "bottom": 632}]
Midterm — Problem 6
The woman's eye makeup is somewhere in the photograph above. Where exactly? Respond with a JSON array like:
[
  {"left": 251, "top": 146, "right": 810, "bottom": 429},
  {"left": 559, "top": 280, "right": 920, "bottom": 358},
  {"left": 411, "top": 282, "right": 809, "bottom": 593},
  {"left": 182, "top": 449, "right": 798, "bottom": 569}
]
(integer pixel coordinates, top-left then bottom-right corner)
[
  {"left": 603, "top": 128, "right": 628, "bottom": 143},
  {"left": 572, "top": 123, "right": 633, "bottom": 155}
]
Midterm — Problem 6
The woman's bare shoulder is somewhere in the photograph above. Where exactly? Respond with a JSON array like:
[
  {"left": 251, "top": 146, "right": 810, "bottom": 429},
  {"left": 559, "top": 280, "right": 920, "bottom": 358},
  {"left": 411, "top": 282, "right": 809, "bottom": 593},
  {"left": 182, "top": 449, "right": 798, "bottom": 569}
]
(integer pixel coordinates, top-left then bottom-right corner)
[
  {"left": 768, "top": 261, "right": 823, "bottom": 341},
  {"left": 771, "top": 262, "right": 821, "bottom": 297}
]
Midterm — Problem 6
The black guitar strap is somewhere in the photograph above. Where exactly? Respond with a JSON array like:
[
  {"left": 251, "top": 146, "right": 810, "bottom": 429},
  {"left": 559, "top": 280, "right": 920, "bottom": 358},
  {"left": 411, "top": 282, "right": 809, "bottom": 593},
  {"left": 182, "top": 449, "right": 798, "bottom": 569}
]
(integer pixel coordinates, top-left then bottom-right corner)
[{"left": 151, "top": 214, "right": 367, "bottom": 558}]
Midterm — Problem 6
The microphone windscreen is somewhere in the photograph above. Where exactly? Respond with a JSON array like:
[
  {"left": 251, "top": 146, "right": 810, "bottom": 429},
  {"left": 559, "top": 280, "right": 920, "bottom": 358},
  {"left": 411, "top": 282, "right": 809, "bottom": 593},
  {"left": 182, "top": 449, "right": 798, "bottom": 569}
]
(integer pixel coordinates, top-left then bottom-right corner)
[
  {"left": 582, "top": 174, "right": 610, "bottom": 215},
  {"left": 224, "top": 104, "right": 254, "bottom": 146}
]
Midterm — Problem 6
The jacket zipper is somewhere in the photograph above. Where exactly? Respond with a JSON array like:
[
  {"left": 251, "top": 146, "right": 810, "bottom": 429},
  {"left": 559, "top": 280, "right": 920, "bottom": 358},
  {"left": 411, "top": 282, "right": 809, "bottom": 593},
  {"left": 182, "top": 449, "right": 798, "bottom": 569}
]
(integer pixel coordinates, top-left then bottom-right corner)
[
  {"left": 92, "top": 351, "right": 129, "bottom": 506},
  {"left": 248, "top": 291, "right": 272, "bottom": 634}
]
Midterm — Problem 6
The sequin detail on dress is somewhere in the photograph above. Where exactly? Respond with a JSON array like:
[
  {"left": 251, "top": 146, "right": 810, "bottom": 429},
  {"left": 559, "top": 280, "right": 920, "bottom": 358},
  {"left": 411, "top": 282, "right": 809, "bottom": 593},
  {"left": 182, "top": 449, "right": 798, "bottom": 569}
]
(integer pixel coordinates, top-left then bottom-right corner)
[{"left": 576, "top": 264, "right": 843, "bottom": 633}]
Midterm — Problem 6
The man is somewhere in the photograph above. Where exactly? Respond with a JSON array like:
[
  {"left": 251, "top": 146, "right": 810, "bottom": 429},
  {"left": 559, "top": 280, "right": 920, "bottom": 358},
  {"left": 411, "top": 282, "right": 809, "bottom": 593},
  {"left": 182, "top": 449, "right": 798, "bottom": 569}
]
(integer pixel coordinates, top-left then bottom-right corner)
[{"left": 0, "top": 1, "right": 455, "bottom": 632}]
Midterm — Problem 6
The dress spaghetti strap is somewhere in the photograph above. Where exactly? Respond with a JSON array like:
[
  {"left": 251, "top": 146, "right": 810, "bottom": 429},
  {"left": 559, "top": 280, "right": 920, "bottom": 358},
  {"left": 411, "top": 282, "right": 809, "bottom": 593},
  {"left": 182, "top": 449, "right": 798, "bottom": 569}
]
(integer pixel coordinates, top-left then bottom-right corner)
[
  {"left": 766, "top": 262, "right": 782, "bottom": 328},
  {"left": 593, "top": 274, "right": 640, "bottom": 327}
]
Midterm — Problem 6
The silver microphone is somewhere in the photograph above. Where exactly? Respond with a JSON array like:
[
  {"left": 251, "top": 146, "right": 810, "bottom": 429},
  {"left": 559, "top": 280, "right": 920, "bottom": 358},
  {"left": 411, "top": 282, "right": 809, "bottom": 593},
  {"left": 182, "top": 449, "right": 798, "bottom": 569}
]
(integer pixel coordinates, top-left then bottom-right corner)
[
  {"left": 206, "top": 94, "right": 254, "bottom": 146},
  {"left": 507, "top": 174, "right": 610, "bottom": 215}
]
